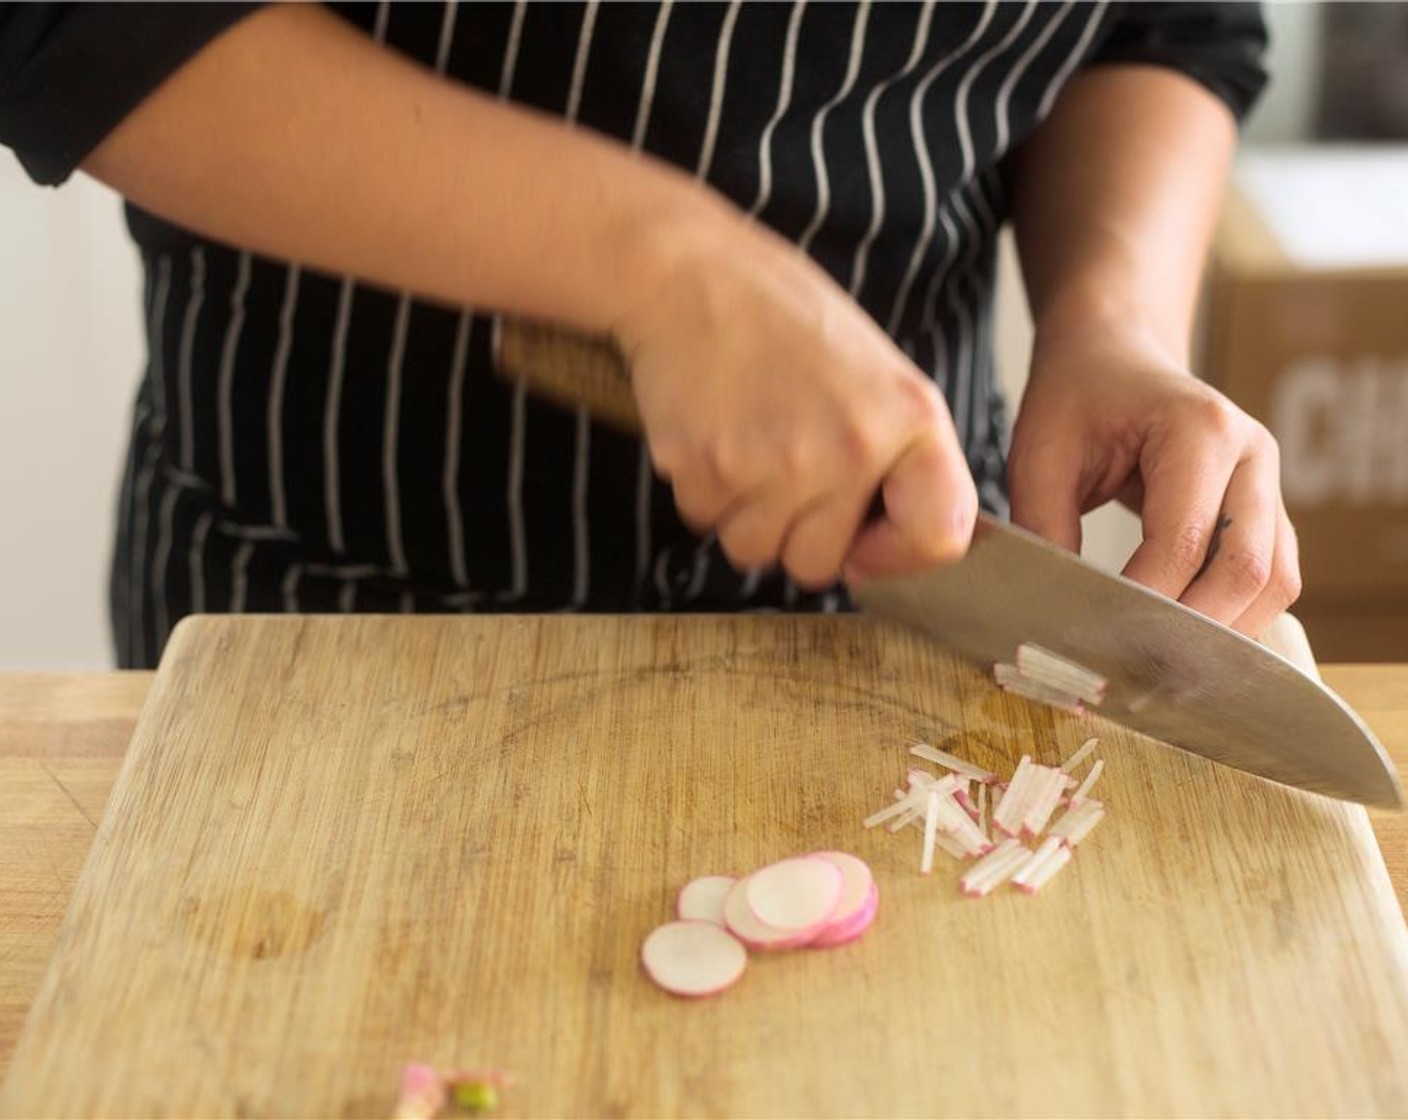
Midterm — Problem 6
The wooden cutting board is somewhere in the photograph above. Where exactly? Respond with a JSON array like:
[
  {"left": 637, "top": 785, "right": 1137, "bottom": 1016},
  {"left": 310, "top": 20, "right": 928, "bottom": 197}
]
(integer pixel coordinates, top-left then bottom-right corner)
[{"left": 4, "top": 615, "right": 1408, "bottom": 1118}]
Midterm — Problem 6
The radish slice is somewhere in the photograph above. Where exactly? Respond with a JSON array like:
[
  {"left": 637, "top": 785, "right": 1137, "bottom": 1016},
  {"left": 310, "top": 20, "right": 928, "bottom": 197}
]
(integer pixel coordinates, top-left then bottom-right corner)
[
  {"left": 1015, "top": 643, "right": 1108, "bottom": 704},
  {"left": 746, "top": 857, "right": 843, "bottom": 932},
  {"left": 1016, "top": 844, "right": 1072, "bottom": 893},
  {"left": 909, "top": 743, "right": 998, "bottom": 784},
  {"left": 676, "top": 875, "right": 736, "bottom": 926},
  {"left": 921, "top": 789, "right": 942, "bottom": 875},
  {"left": 1061, "top": 737, "right": 1100, "bottom": 773},
  {"left": 724, "top": 876, "right": 816, "bottom": 950},
  {"left": 998, "top": 677, "right": 1086, "bottom": 714},
  {"left": 810, "top": 851, "right": 875, "bottom": 931},
  {"left": 959, "top": 839, "right": 1030, "bottom": 897},
  {"left": 1011, "top": 837, "right": 1064, "bottom": 891},
  {"left": 641, "top": 920, "right": 748, "bottom": 997},
  {"left": 809, "top": 883, "right": 879, "bottom": 948},
  {"left": 1071, "top": 758, "right": 1105, "bottom": 805}
]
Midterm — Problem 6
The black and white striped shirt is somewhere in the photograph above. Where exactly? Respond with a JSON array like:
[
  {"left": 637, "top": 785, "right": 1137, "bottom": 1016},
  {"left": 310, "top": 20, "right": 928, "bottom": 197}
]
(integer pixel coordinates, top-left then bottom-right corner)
[{"left": 0, "top": 2, "right": 1267, "bottom": 668}]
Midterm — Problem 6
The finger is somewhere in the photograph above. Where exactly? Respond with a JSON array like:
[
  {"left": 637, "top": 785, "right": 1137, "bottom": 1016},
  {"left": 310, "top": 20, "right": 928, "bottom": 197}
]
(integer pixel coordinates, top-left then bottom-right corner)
[
  {"left": 1008, "top": 434, "right": 1084, "bottom": 554},
  {"left": 779, "top": 485, "right": 872, "bottom": 590},
  {"left": 841, "top": 433, "right": 977, "bottom": 582},
  {"left": 1233, "top": 507, "right": 1302, "bottom": 638},
  {"left": 716, "top": 488, "right": 803, "bottom": 573},
  {"left": 1176, "top": 450, "right": 1280, "bottom": 625},
  {"left": 1119, "top": 430, "right": 1239, "bottom": 600}
]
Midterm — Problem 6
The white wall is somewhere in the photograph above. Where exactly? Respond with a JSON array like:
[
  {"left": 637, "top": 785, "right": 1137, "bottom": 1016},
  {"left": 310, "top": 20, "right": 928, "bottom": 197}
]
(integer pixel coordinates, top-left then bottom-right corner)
[{"left": 0, "top": 153, "right": 144, "bottom": 669}]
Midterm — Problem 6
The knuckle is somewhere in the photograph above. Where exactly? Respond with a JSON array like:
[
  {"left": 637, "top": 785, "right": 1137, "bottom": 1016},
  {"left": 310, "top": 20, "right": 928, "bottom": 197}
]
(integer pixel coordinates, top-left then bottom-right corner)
[
  {"left": 1223, "top": 546, "right": 1272, "bottom": 594},
  {"left": 896, "top": 372, "right": 943, "bottom": 423},
  {"left": 779, "top": 436, "right": 812, "bottom": 484},
  {"left": 648, "top": 435, "right": 683, "bottom": 481},
  {"left": 1167, "top": 522, "right": 1213, "bottom": 573},
  {"left": 704, "top": 436, "right": 751, "bottom": 493},
  {"left": 1187, "top": 392, "right": 1241, "bottom": 440},
  {"left": 839, "top": 416, "right": 885, "bottom": 471},
  {"left": 1275, "top": 558, "right": 1303, "bottom": 603}
]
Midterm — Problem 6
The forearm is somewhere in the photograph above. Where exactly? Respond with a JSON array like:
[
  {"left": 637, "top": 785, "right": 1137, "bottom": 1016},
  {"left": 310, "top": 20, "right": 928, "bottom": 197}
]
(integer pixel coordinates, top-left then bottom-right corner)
[
  {"left": 1008, "top": 65, "right": 1237, "bottom": 365},
  {"left": 81, "top": 4, "right": 722, "bottom": 334}
]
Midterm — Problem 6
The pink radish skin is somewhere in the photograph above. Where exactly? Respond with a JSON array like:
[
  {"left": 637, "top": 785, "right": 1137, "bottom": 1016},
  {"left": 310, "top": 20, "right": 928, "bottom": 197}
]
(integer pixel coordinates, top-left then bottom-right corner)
[
  {"left": 809, "top": 883, "right": 879, "bottom": 948},
  {"left": 676, "top": 875, "right": 736, "bottom": 926},
  {"left": 723, "top": 875, "right": 819, "bottom": 950},
  {"left": 641, "top": 920, "right": 748, "bottom": 997},
  {"left": 745, "top": 856, "right": 843, "bottom": 933}
]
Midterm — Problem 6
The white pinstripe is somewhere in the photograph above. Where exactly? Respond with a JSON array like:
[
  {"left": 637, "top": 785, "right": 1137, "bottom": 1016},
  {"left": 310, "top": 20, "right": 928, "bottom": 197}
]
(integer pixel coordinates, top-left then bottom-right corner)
[
  {"left": 383, "top": 2, "right": 449, "bottom": 581},
  {"left": 176, "top": 246, "right": 205, "bottom": 471},
  {"left": 696, "top": 0, "right": 742, "bottom": 182},
  {"left": 993, "top": 0, "right": 1074, "bottom": 155},
  {"left": 1036, "top": 0, "right": 1108, "bottom": 122},
  {"left": 322, "top": 4, "right": 391, "bottom": 559},
  {"left": 216, "top": 251, "right": 251, "bottom": 507},
  {"left": 281, "top": 563, "right": 302, "bottom": 613},
  {"left": 500, "top": 0, "right": 532, "bottom": 603},
  {"left": 632, "top": 1, "right": 676, "bottom": 601},
  {"left": 434, "top": 2, "right": 471, "bottom": 591},
  {"left": 566, "top": 0, "right": 600, "bottom": 608},
  {"left": 189, "top": 512, "right": 213, "bottom": 614},
  {"left": 148, "top": 255, "right": 172, "bottom": 437},
  {"left": 339, "top": 579, "right": 357, "bottom": 613},
  {"left": 915, "top": 1, "right": 1035, "bottom": 448},
  {"left": 748, "top": 0, "right": 807, "bottom": 220},
  {"left": 230, "top": 541, "right": 255, "bottom": 613},
  {"left": 267, "top": 264, "right": 301, "bottom": 529},
  {"left": 885, "top": 1, "right": 996, "bottom": 339},
  {"left": 128, "top": 445, "right": 159, "bottom": 666},
  {"left": 500, "top": 0, "right": 526, "bottom": 99},
  {"left": 679, "top": 0, "right": 751, "bottom": 604},
  {"left": 383, "top": 296, "right": 412, "bottom": 576},
  {"left": 848, "top": 1, "right": 936, "bottom": 298},
  {"left": 796, "top": 0, "right": 872, "bottom": 254},
  {"left": 503, "top": 338, "right": 529, "bottom": 600},
  {"left": 956, "top": 2, "right": 1037, "bottom": 186},
  {"left": 323, "top": 276, "right": 354, "bottom": 555},
  {"left": 444, "top": 313, "right": 473, "bottom": 588},
  {"left": 151, "top": 481, "right": 179, "bottom": 652},
  {"left": 434, "top": 0, "right": 458, "bottom": 72},
  {"left": 128, "top": 258, "right": 173, "bottom": 666}
]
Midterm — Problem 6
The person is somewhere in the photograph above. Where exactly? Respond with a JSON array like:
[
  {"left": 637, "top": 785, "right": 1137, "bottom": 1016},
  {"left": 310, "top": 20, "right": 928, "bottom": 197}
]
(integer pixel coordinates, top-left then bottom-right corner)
[{"left": 0, "top": 1, "right": 1299, "bottom": 670}]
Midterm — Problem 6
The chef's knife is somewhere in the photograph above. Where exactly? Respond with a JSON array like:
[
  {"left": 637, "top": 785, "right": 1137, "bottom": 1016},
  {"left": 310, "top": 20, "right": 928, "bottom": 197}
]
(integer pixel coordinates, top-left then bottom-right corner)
[{"left": 494, "top": 320, "right": 1403, "bottom": 809}]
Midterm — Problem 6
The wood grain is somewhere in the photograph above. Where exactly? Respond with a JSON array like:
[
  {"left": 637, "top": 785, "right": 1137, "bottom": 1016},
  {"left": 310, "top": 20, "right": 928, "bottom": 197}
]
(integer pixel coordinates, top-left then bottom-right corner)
[
  {"left": 0, "top": 673, "right": 153, "bottom": 1079},
  {"left": 3, "top": 617, "right": 1407, "bottom": 1118}
]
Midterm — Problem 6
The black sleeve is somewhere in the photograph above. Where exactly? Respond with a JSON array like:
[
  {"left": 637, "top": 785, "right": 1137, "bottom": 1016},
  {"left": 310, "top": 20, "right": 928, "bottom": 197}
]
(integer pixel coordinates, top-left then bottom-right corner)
[
  {"left": 0, "top": 2, "right": 261, "bottom": 186},
  {"left": 1088, "top": 2, "right": 1270, "bottom": 123}
]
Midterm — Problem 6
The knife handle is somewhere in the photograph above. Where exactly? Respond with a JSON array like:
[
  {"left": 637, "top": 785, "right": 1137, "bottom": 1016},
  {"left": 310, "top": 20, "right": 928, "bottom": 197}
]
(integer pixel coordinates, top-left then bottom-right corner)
[{"left": 495, "top": 319, "right": 644, "bottom": 434}]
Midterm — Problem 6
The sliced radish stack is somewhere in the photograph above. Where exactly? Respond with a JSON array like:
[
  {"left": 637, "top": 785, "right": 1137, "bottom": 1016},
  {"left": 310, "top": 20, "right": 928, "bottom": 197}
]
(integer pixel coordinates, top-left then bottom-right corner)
[
  {"left": 745, "top": 856, "right": 843, "bottom": 934},
  {"left": 809, "top": 884, "right": 879, "bottom": 947},
  {"left": 811, "top": 856, "right": 872, "bottom": 935},
  {"left": 723, "top": 875, "right": 820, "bottom": 951},
  {"left": 641, "top": 920, "right": 748, "bottom": 998},
  {"left": 676, "top": 875, "right": 736, "bottom": 926}
]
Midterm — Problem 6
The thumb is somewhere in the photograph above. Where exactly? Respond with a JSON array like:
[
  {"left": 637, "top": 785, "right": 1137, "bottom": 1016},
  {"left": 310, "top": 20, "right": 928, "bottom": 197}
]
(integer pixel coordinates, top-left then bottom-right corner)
[{"left": 1007, "top": 432, "right": 1083, "bottom": 555}]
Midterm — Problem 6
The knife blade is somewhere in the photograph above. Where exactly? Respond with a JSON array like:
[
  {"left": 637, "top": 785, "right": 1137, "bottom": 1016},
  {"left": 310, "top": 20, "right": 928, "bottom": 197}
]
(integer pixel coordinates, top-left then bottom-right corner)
[
  {"left": 852, "top": 515, "right": 1402, "bottom": 809},
  {"left": 495, "top": 320, "right": 1403, "bottom": 809}
]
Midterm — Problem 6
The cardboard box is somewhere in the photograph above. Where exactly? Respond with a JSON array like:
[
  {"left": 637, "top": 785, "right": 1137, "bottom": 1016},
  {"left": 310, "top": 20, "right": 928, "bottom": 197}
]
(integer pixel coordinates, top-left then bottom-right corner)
[{"left": 1202, "top": 149, "right": 1408, "bottom": 659}]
